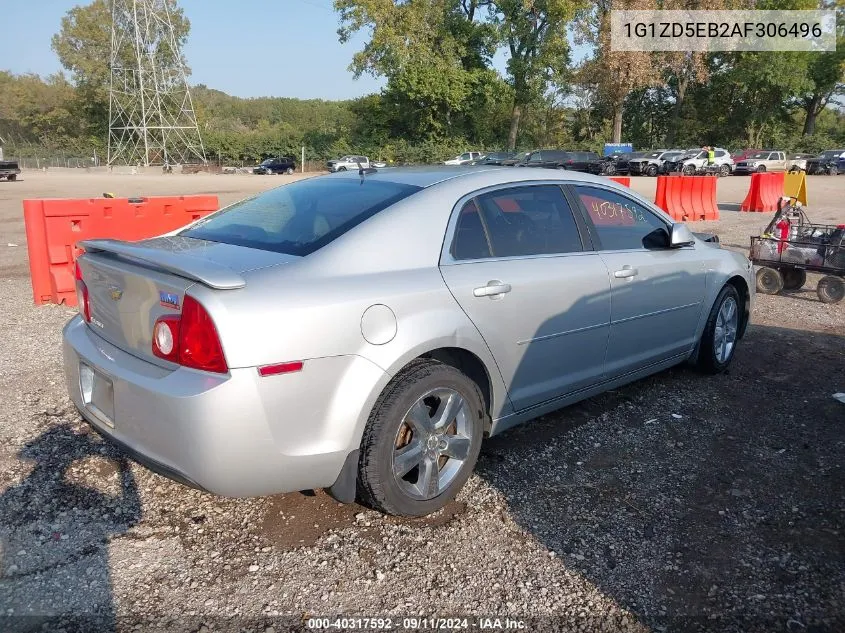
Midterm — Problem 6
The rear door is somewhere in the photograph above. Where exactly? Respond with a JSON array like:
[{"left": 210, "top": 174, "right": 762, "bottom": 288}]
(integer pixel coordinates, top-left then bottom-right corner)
[
  {"left": 439, "top": 183, "right": 610, "bottom": 411},
  {"left": 568, "top": 184, "right": 707, "bottom": 378}
]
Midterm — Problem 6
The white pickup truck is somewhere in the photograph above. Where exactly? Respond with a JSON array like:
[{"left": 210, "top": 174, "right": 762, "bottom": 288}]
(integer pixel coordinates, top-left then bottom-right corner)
[{"left": 326, "top": 155, "right": 386, "bottom": 172}]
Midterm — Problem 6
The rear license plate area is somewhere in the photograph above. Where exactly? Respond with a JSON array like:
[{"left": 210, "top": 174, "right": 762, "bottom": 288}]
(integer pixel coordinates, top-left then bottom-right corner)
[{"left": 80, "top": 363, "right": 115, "bottom": 428}]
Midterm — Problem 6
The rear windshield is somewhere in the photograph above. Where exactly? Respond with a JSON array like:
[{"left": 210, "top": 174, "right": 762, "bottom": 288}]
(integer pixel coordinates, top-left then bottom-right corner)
[{"left": 181, "top": 177, "right": 421, "bottom": 256}]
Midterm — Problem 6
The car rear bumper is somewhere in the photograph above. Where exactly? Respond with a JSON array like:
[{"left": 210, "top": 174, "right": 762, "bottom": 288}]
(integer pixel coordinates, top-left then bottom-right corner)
[{"left": 62, "top": 315, "right": 387, "bottom": 497}]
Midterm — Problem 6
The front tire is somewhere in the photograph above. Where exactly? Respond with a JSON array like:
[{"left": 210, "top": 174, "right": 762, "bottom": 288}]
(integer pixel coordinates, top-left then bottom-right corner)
[
  {"left": 697, "top": 284, "right": 741, "bottom": 374},
  {"left": 357, "top": 359, "right": 484, "bottom": 517},
  {"left": 338, "top": 166, "right": 347, "bottom": 172},
  {"left": 756, "top": 165, "right": 767, "bottom": 173},
  {"left": 756, "top": 267, "right": 783, "bottom": 295},
  {"left": 646, "top": 164, "right": 658, "bottom": 177},
  {"left": 682, "top": 164, "right": 696, "bottom": 176}
]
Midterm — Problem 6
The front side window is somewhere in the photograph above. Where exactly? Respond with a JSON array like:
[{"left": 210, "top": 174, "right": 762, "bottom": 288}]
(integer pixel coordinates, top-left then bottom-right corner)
[
  {"left": 182, "top": 178, "right": 421, "bottom": 256},
  {"left": 451, "top": 185, "right": 582, "bottom": 260},
  {"left": 573, "top": 186, "right": 670, "bottom": 251},
  {"left": 527, "top": 152, "right": 544, "bottom": 163}
]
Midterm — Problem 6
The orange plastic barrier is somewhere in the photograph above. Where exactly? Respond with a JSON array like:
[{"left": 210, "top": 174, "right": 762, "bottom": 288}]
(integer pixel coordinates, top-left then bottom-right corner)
[
  {"left": 608, "top": 176, "right": 630, "bottom": 187},
  {"left": 654, "top": 176, "right": 719, "bottom": 222},
  {"left": 740, "top": 172, "right": 785, "bottom": 212},
  {"left": 24, "top": 195, "right": 219, "bottom": 306}
]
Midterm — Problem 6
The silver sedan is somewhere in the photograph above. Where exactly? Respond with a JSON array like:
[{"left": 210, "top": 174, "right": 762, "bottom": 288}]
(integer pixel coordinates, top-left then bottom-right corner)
[{"left": 63, "top": 167, "right": 754, "bottom": 516}]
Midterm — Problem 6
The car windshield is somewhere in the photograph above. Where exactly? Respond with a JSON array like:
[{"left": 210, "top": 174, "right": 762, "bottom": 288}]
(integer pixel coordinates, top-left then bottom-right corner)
[
  {"left": 750, "top": 153, "right": 769, "bottom": 159},
  {"left": 645, "top": 152, "right": 662, "bottom": 158},
  {"left": 260, "top": 159, "right": 274, "bottom": 165},
  {"left": 819, "top": 151, "right": 841, "bottom": 158},
  {"left": 181, "top": 177, "right": 422, "bottom": 256},
  {"left": 661, "top": 153, "right": 681, "bottom": 160}
]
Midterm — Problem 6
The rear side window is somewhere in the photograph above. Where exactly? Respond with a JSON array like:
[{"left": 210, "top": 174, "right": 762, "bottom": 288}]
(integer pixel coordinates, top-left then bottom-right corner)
[
  {"left": 181, "top": 178, "right": 421, "bottom": 256},
  {"left": 573, "top": 185, "right": 670, "bottom": 251},
  {"left": 451, "top": 185, "right": 582, "bottom": 260}
]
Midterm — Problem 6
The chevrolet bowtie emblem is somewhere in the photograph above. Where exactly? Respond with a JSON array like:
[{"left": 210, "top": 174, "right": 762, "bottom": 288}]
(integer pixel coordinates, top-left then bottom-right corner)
[{"left": 110, "top": 288, "right": 123, "bottom": 301}]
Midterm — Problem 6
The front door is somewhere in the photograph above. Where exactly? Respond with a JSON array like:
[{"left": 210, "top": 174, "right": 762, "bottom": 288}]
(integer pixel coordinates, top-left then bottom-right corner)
[
  {"left": 569, "top": 184, "right": 707, "bottom": 378},
  {"left": 440, "top": 184, "right": 611, "bottom": 411}
]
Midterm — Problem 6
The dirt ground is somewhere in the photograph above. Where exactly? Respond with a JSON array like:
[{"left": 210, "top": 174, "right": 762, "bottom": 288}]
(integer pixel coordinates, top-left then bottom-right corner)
[{"left": 0, "top": 170, "right": 843, "bottom": 633}]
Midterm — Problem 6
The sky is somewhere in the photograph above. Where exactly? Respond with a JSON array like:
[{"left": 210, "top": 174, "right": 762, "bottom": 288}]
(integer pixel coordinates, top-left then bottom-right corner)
[
  {"left": 0, "top": 0, "right": 387, "bottom": 100},
  {"left": 0, "top": 0, "right": 587, "bottom": 101}
]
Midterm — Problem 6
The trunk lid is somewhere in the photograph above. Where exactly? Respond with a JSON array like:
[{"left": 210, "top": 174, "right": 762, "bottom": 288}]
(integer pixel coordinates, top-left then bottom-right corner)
[{"left": 78, "top": 236, "right": 297, "bottom": 366}]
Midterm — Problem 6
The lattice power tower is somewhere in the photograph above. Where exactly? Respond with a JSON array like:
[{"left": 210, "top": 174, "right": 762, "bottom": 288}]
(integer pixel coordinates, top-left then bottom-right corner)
[{"left": 107, "top": 0, "right": 206, "bottom": 166}]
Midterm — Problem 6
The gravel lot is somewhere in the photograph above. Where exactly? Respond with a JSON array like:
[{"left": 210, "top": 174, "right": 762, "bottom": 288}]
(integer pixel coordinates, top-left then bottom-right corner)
[{"left": 0, "top": 170, "right": 843, "bottom": 633}]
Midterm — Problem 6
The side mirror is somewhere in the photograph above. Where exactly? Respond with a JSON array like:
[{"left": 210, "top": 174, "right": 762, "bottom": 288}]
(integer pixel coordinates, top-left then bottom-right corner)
[{"left": 670, "top": 223, "right": 695, "bottom": 248}]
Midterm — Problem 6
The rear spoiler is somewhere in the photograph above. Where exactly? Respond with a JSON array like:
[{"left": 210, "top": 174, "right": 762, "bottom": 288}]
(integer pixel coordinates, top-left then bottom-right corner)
[{"left": 79, "top": 239, "right": 246, "bottom": 290}]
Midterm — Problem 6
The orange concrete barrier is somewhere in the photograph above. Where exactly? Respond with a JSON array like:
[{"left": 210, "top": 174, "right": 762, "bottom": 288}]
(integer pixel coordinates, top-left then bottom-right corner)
[
  {"left": 23, "top": 195, "right": 219, "bottom": 306},
  {"left": 740, "top": 172, "right": 785, "bottom": 212},
  {"left": 608, "top": 176, "right": 630, "bottom": 187},
  {"left": 654, "top": 176, "right": 719, "bottom": 222}
]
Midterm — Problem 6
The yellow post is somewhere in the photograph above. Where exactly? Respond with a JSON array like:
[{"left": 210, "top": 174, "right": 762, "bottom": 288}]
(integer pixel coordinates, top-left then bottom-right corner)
[{"left": 783, "top": 172, "right": 808, "bottom": 206}]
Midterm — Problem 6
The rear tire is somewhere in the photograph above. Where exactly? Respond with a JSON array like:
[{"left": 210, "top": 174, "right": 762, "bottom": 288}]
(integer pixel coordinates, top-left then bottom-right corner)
[
  {"left": 697, "top": 284, "right": 741, "bottom": 374},
  {"left": 781, "top": 268, "right": 806, "bottom": 291},
  {"left": 756, "top": 267, "right": 783, "bottom": 295},
  {"left": 285, "top": 167, "right": 294, "bottom": 175},
  {"left": 817, "top": 276, "right": 844, "bottom": 304},
  {"left": 605, "top": 164, "right": 616, "bottom": 176},
  {"left": 719, "top": 164, "right": 730, "bottom": 177},
  {"left": 357, "top": 359, "right": 485, "bottom": 517}
]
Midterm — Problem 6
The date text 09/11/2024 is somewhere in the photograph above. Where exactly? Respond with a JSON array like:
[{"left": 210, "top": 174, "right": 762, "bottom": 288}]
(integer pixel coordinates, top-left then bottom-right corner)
[{"left": 305, "top": 617, "right": 527, "bottom": 630}]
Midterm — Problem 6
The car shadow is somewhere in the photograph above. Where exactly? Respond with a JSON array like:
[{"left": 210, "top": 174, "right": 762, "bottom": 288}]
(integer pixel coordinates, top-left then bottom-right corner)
[
  {"left": 0, "top": 424, "right": 141, "bottom": 633},
  {"left": 476, "top": 323, "right": 845, "bottom": 631}
]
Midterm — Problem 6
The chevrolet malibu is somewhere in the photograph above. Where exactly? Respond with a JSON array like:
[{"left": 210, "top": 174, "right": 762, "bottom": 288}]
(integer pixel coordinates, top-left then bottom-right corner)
[{"left": 64, "top": 167, "right": 754, "bottom": 516}]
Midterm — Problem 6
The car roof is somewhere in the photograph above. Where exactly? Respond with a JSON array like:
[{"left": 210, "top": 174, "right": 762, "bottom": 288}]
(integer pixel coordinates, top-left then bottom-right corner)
[{"left": 322, "top": 164, "right": 628, "bottom": 189}]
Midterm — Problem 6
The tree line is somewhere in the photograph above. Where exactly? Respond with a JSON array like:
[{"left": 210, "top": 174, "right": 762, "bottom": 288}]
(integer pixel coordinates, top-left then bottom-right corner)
[{"left": 0, "top": 0, "right": 842, "bottom": 166}]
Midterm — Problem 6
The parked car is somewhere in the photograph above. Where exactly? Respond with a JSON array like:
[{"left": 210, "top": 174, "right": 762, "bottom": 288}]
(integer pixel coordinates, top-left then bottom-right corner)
[
  {"left": 253, "top": 157, "right": 296, "bottom": 175},
  {"left": 786, "top": 153, "right": 815, "bottom": 172},
  {"left": 252, "top": 156, "right": 296, "bottom": 174},
  {"left": 661, "top": 149, "right": 703, "bottom": 174},
  {"left": 628, "top": 150, "right": 682, "bottom": 177},
  {"left": 733, "top": 150, "right": 790, "bottom": 174},
  {"left": 805, "top": 149, "right": 845, "bottom": 175},
  {"left": 731, "top": 149, "right": 765, "bottom": 163},
  {"left": 0, "top": 159, "right": 22, "bottom": 181},
  {"left": 64, "top": 167, "right": 754, "bottom": 517},
  {"left": 443, "top": 152, "right": 482, "bottom": 166},
  {"left": 327, "top": 155, "right": 376, "bottom": 172},
  {"left": 665, "top": 148, "right": 734, "bottom": 176},
  {"left": 519, "top": 150, "right": 602, "bottom": 173},
  {"left": 593, "top": 151, "right": 643, "bottom": 176},
  {"left": 468, "top": 152, "right": 516, "bottom": 165}
]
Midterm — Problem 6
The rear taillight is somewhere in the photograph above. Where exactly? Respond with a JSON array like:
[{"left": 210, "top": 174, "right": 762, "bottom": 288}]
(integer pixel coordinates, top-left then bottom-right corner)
[
  {"left": 74, "top": 261, "right": 91, "bottom": 322},
  {"left": 152, "top": 295, "right": 228, "bottom": 373}
]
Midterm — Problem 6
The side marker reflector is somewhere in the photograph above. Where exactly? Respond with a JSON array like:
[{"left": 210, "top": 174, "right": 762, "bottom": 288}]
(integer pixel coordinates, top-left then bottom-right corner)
[{"left": 258, "top": 361, "right": 304, "bottom": 377}]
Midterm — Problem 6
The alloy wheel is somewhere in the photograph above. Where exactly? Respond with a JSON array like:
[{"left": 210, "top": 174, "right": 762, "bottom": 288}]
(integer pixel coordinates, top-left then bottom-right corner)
[
  {"left": 392, "top": 388, "right": 473, "bottom": 501},
  {"left": 713, "top": 296, "right": 738, "bottom": 364}
]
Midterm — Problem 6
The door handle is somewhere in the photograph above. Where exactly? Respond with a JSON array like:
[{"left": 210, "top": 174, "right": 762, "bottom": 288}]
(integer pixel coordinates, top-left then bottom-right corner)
[
  {"left": 614, "top": 266, "right": 638, "bottom": 279},
  {"left": 473, "top": 281, "right": 512, "bottom": 298}
]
